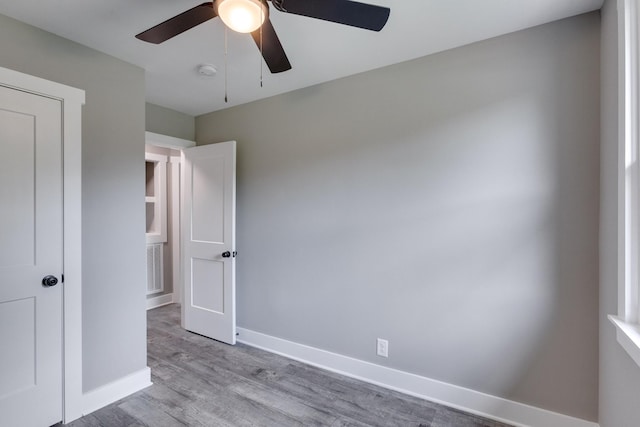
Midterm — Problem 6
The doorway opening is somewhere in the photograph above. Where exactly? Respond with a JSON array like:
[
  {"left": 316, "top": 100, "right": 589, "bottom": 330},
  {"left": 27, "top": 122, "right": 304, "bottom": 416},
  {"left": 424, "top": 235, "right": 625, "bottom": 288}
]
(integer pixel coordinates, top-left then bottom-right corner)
[
  {"left": 145, "top": 144, "right": 182, "bottom": 309},
  {"left": 143, "top": 132, "right": 195, "bottom": 312},
  {"left": 143, "top": 132, "right": 237, "bottom": 346}
]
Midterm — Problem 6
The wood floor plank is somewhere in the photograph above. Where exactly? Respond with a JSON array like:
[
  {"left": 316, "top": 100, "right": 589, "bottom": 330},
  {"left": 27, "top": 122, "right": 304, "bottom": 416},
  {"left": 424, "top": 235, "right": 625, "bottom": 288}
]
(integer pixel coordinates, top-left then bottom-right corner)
[
  {"left": 118, "top": 395, "right": 187, "bottom": 427},
  {"left": 227, "top": 379, "right": 337, "bottom": 426},
  {"left": 93, "top": 405, "right": 146, "bottom": 427},
  {"left": 65, "top": 304, "right": 513, "bottom": 427},
  {"left": 57, "top": 414, "right": 102, "bottom": 427},
  {"left": 274, "top": 361, "right": 439, "bottom": 424},
  {"left": 145, "top": 350, "right": 309, "bottom": 426}
]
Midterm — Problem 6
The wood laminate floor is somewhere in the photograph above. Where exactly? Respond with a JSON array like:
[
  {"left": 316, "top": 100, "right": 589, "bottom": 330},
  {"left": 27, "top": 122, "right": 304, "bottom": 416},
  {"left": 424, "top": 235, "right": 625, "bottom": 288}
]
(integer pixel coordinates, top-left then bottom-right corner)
[{"left": 65, "top": 304, "right": 512, "bottom": 427}]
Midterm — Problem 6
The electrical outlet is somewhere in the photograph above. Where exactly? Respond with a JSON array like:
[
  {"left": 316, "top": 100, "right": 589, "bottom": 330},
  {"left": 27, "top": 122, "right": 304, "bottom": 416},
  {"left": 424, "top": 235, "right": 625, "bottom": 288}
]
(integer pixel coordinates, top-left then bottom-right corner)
[{"left": 376, "top": 338, "right": 389, "bottom": 358}]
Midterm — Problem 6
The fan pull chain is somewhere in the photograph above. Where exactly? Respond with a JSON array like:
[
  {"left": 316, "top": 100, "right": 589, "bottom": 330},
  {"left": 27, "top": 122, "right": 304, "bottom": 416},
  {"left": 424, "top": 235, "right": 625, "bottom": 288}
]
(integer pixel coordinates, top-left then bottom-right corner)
[
  {"left": 224, "top": 26, "right": 228, "bottom": 103},
  {"left": 259, "top": 9, "right": 264, "bottom": 88}
]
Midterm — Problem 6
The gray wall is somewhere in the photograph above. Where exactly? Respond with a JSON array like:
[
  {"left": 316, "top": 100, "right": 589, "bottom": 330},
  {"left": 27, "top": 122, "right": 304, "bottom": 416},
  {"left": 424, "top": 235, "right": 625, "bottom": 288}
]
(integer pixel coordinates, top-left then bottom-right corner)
[
  {"left": 0, "top": 14, "right": 147, "bottom": 392},
  {"left": 196, "top": 13, "right": 600, "bottom": 421},
  {"left": 599, "top": 0, "right": 640, "bottom": 425},
  {"left": 146, "top": 102, "right": 195, "bottom": 141}
]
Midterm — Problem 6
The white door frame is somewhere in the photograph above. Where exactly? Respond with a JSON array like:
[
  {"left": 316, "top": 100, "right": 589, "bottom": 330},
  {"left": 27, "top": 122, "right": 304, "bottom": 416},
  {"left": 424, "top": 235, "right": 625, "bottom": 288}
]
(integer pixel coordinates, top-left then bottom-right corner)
[{"left": 0, "top": 66, "right": 85, "bottom": 423}]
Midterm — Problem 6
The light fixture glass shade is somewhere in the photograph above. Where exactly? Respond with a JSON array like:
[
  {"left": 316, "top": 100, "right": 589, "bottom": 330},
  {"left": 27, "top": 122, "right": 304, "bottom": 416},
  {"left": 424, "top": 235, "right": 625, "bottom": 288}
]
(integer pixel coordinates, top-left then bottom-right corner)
[{"left": 216, "top": 0, "right": 267, "bottom": 33}]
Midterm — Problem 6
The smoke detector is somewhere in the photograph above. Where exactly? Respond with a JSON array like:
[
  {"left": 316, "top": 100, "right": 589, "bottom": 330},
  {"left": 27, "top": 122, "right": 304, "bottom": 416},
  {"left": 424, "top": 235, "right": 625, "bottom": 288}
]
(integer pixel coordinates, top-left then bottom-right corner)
[{"left": 196, "top": 64, "right": 217, "bottom": 77}]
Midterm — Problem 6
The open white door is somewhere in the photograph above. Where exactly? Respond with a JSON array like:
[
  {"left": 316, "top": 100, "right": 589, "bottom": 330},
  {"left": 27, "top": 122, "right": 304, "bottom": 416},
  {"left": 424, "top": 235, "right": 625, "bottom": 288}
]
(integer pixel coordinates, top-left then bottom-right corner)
[{"left": 182, "top": 141, "right": 236, "bottom": 344}]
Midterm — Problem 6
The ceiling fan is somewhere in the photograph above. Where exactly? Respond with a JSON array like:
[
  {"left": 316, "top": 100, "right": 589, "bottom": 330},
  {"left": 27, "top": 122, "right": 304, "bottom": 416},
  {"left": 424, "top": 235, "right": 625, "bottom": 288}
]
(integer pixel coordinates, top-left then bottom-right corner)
[{"left": 135, "top": 0, "right": 391, "bottom": 73}]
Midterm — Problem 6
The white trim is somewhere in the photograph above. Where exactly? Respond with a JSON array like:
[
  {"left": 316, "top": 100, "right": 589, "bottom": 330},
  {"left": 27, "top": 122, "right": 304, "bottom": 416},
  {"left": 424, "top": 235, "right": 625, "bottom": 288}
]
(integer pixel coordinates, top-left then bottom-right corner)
[
  {"left": 610, "top": 315, "right": 640, "bottom": 367},
  {"left": 617, "top": 0, "right": 628, "bottom": 322},
  {"left": 0, "top": 66, "right": 85, "bottom": 423},
  {"left": 237, "top": 328, "right": 599, "bottom": 427},
  {"left": 145, "top": 152, "right": 168, "bottom": 244},
  {"left": 620, "top": 0, "right": 640, "bottom": 323},
  {"left": 612, "top": 0, "right": 640, "bottom": 370},
  {"left": 170, "top": 156, "right": 182, "bottom": 305},
  {"left": 145, "top": 131, "right": 195, "bottom": 149},
  {"left": 616, "top": 0, "right": 626, "bottom": 324},
  {"left": 145, "top": 152, "right": 169, "bottom": 163},
  {"left": 146, "top": 293, "right": 175, "bottom": 310},
  {"left": 61, "top": 78, "right": 84, "bottom": 424},
  {"left": 82, "top": 368, "right": 152, "bottom": 417},
  {"left": 0, "top": 67, "right": 85, "bottom": 106}
]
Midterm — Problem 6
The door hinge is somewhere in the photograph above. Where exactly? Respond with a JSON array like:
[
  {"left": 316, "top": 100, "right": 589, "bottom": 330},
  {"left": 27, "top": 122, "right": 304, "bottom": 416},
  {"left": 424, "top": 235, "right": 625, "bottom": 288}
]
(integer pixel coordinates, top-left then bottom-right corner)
[{"left": 61, "top": 274, "right": 64, "bottom": 283}]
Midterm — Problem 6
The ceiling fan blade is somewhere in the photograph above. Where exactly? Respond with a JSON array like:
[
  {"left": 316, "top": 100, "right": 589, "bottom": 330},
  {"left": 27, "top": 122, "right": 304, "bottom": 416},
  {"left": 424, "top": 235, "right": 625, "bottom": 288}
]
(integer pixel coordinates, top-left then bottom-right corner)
[
  {"left": 136, "top": 2, "right": 216, "bottom": 44},
  {"left": 276, "top": 0, "right": 390, "bottom": 32},
  {"left": 251, "top": 18, "right": 292, "bottom": 73}
]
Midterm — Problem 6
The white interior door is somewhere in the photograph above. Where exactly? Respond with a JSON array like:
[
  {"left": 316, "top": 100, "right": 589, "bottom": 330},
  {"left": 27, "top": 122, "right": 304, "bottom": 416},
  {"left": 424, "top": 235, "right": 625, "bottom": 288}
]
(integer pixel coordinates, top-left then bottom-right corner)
[
  {"left": 182, "top": 141, "right": 236, "bottom": 344},
  {"left": 0, "top": 85, "right": 63, "bottom": 426}
]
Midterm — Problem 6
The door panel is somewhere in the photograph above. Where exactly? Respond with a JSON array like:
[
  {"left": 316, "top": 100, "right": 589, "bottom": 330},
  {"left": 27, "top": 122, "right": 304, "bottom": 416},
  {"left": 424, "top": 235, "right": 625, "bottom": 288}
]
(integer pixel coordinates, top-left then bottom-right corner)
[
  {"left": 0, "top": 85, "right": 63, "bottom": 427},
  {"left": 182, "top": 141, "right": 236, "bottom": 344},
  {"left": 0, "top": 297, "right": 36, "bottom": 397},
  {"left": 192, "top": 258, "right": 225, "bottom": 313},
  {"left": 0, "top": 109, "right": 36, "bottom": 267},
  {"left": 191, "top": 155, "right": 225, "bottom": 243}
]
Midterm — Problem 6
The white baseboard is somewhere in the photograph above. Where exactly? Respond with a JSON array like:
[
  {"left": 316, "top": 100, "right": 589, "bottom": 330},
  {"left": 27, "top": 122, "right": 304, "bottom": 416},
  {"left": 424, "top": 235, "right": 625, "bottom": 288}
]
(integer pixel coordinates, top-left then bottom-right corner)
[
  {"left": 146, "top": 293, "right": 174, "bottom": 310},
  {"left": 237, "top": 328, "right": 598, "bottom": 427},
  {"left": 82, "top": 367, "right": 152, "bottom": 416}
]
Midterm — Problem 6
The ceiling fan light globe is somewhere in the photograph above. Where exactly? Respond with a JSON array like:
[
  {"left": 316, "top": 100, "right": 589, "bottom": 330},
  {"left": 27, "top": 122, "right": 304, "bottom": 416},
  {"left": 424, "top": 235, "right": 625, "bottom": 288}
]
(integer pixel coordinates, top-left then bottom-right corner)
[{"left": 216, "top": 0, "right": 267, "bottom": 33}]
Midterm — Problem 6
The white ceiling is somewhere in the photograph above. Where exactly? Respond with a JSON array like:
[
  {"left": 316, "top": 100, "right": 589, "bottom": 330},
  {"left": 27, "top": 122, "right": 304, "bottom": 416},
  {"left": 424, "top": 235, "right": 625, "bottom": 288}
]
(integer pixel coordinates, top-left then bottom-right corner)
[{"left": 0, "top": 0, "right": 603, "bottom": 116}]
